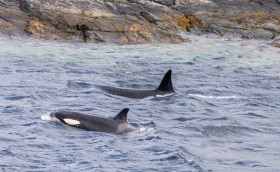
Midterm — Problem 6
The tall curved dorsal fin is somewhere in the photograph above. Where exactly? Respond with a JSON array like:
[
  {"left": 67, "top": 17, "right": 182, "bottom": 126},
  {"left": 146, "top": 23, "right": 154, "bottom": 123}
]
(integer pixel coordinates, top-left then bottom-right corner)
[
  {"left": 114, "top": 108, "right": 129, "bottom": 122},
  {"left": 157, "top": 70, "right": 174, "bottom": 92}
]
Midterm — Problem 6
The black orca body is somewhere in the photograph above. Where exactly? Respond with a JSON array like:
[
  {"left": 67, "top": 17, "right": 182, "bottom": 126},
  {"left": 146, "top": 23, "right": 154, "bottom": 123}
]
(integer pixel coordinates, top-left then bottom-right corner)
[
  {"left": 94, "top": 70, "right": 175, "bottom": 99},
  {"left": 51, "top": 108, "right": 136, "bottom": 134}
]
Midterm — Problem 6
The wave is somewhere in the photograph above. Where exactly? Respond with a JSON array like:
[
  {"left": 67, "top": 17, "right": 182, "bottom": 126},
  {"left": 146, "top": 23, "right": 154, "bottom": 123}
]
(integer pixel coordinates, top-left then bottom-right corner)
[
  {"left": 187, "top": 94, "right": 240, "bottom": 99},
  {"left": 146, "top": 92, "right": 175, "bottom": 100},
  {"left": 202, "top": 125, "right": 260, "bottom": 137}
]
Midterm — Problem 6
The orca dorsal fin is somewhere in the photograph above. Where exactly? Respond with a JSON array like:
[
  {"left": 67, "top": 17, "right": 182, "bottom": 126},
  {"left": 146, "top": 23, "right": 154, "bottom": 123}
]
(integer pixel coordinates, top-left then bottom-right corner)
[
  {"left": 157, "top": 70, "right": 174, "bottom": 92},
  {"left": 114, "top": 108, "right": 129, "bottom": 122}
]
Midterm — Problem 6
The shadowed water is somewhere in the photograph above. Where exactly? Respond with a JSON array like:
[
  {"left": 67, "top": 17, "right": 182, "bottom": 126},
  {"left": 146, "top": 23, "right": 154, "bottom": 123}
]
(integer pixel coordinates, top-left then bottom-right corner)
[{"left": 0, "top": 35, "right": 280, "bottom": 171}]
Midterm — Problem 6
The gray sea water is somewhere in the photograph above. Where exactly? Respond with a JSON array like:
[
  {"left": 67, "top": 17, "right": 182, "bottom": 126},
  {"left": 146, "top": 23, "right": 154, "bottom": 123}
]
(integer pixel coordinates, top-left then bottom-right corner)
[{"left": 0, "top": 34, "right": 280, "bottom": 172}]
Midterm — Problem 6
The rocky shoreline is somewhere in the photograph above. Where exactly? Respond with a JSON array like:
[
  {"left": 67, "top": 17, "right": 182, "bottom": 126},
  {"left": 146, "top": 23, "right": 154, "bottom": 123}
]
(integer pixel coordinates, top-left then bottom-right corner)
[{"left": 1, "top": 0, "right": 280, "bottom": 44}]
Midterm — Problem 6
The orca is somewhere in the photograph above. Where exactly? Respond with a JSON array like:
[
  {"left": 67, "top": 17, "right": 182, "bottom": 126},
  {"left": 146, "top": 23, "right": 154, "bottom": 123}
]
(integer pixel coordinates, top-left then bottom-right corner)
[
  {"left": 51, "top": 108, "right": 136, "bottom": 134},
  {"left": 94, "top": 70, "right": 175, "bottom": 99}
]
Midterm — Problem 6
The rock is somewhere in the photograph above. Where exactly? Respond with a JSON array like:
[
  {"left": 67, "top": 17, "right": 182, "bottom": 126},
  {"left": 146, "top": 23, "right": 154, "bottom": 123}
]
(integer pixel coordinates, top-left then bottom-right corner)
[
  {"left": 262, "top": 23, "right": 280, "bottom": 33},
  {"left": 0, "top": 1, "right": 31, "bottom": 36},
  {"left": 249, "top": 0, "right": 280, "bottom": 11},
  {"left": 173, "top": 4, "right": 280, "bottom": 39},
  {"left": 0, "top": 0, "right": 280, "bottom": 43},
  {"left": 150, "top": 0, "right": 175, "bottom": 6},
  {"left": 173, "top": 0, "right": 280, "bottom": 39},
  {"left": 271, "top": 36, "right": 280, "bottom": 48},
  {"left": 14, "top": 0, "right": 188, "bottom": 43},
  {"left": 0, "top": 18, "right": 16, "bottom": 30},
  {"left": 140, "top": 11, "right": 157, "bottom": 25},
  {"left": 176, "top": 0, "right": 217, "bottom": 7},
  {"left": 241, "top": 29, "right": 275, "bottom": 40}
]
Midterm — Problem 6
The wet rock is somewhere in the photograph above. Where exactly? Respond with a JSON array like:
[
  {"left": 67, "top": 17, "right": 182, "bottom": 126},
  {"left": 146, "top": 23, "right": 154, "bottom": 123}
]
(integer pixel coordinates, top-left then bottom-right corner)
[
  {"left": 242, "top": 29, "right": 275, "bottom": 39},
  {"left": 271, "top": 37, "right": 280, "bottom": 48}
]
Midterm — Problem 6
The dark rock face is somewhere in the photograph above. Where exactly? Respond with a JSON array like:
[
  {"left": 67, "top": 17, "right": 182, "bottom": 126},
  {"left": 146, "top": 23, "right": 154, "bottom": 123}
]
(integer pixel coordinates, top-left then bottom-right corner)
[{"left": 1, "top": 0, "right": 280, "bottom": 43}]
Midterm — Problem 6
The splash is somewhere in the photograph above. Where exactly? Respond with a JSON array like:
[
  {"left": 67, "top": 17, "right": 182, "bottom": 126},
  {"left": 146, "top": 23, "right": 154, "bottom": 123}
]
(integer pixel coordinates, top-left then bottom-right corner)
[
  {"left": 41, "top": 112, "right": 59, "bottom": 121},
  {"left": 138, "top": 127, "right": 154, "bottom": 133},
  {"left": 146, "top": 93, "right": 175, "bottom": 100}
]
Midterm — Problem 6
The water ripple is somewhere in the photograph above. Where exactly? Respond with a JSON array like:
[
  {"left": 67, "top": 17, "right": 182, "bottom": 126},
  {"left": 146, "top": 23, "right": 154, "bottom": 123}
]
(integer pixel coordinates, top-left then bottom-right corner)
[
  {"left": 0, "top": 35, "right": 279, "bottom": 171},
  {"left": 202, "top": 125, "right": 260, "bottom": 137}
]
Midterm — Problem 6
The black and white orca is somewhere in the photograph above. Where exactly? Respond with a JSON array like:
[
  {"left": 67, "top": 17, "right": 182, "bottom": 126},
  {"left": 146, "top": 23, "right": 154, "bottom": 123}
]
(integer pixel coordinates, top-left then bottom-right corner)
[
  {"left": 94, "top": 70, "right": 175, "bottom": 99},
  {"left": 51, "top": 108, "right": 136, "bottom": 134}
]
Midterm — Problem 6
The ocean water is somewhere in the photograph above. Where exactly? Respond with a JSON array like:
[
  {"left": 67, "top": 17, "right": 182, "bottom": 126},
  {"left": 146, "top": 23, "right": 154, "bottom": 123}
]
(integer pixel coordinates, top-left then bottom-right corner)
[{"left": 0, "top": 34, "right": 279, "bottom": 172}]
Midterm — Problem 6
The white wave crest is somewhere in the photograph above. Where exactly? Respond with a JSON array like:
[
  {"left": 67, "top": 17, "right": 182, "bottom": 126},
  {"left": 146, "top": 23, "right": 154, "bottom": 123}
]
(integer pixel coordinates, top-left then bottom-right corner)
[
  {"left": 188, "top": 94, "right": 239, "bottom": 99},
  {"left": 138, "top": 127, "right": 154, "bottom": 133}
]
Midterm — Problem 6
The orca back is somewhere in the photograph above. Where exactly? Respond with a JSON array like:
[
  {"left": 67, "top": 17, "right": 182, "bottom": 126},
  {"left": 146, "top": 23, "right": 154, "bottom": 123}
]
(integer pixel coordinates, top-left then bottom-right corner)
[
  {"left": 51, "top": 109, "right": 135, "bottom": 134},
  {"left": 93, "top": 70, "right": 175, "bottom": 99}
]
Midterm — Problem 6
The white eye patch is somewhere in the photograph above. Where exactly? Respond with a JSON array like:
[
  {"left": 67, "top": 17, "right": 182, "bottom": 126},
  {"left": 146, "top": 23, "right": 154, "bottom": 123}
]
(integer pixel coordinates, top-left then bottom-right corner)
[{"left": 63, "top": 118, "right": 80, "bottom": 125}]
